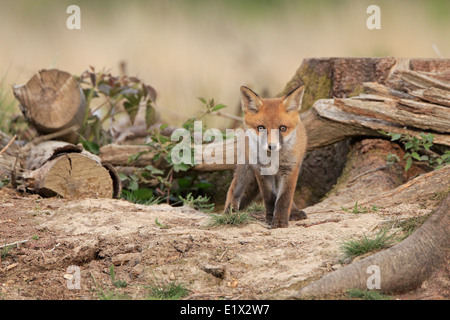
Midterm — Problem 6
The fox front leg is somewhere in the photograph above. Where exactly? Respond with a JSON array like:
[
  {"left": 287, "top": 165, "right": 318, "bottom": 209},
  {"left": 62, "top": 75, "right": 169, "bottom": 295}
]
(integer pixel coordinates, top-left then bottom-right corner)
[
  {"left": 224, "top": 165, "right": 259, "bottom": 212},
  {"left": 272, "top": 167, "right": 300, "bottom": 228},
  {"left": 254, "top": 173, "right": 277, "bottom": 224}
]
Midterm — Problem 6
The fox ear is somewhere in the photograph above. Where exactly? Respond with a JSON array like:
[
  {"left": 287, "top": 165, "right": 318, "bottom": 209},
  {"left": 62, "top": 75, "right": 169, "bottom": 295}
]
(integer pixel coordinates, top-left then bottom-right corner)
[
  {"left": 283, "top": 86, "right": 305, "bottom": 112},
  {"left": 240, "top": 86, "right": 263, "bottom": 113}
]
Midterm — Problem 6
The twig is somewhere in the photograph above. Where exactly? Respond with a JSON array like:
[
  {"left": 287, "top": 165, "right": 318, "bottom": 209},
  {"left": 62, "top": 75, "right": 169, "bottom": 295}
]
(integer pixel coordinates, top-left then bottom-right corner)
[
  {"left": 0, "top": 134, "right": 17, "bottom": 156},
  {"left": 48, "top": 243, "right": 61, "bottom": 252},
  {"left": 30, "top": 124, "right": 80, "bottom": 145},
  {"left": 18, "top": 124, "right": 80, "bottom": 155},
  {"left": 0, "top": 239, "right": 29, "bottom": 249},
  {"left": 432, "top": 43, "right": 444, "bottom": 59},
  {"left": 347, "top": 165, "right": 389, "bottom": 184},
  {"left": 218, "top": 247, "right": 229, "bottom": 261},
  {"left": 210, "top": 111, "right": 243, "bottom": 122},
  {"left": 297, "top": 218, "right": 341, "bottom": 228}
]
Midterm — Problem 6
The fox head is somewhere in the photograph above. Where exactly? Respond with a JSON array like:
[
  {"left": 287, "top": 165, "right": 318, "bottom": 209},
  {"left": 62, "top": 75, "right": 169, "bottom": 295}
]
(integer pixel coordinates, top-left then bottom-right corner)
[{"left": 240, "top": 85, "right": 304, "bottom": 152}]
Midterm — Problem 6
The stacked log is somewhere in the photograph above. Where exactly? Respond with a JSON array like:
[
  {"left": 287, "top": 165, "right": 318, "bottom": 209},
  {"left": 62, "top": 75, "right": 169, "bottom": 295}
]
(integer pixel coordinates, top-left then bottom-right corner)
[{"left": 2, "top": 69, "right": 119, "bottom": 199}]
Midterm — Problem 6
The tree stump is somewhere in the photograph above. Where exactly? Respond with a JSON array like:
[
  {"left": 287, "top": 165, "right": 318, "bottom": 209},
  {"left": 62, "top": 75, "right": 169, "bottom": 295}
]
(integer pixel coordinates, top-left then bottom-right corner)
[{"left": 283, "top": 58, "right": 450, "bottom": 208}]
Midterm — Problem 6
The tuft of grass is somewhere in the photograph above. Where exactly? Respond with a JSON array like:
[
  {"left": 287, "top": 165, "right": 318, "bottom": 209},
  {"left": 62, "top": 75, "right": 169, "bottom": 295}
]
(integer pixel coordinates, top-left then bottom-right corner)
[
  {"left": 109, "top": 265, "right": 127, "bottom": 288},
  {"left": 145, "top": 275, "right": 189, "bottom": 300},
  {"left": 121, "top": 189, "right": 162, "bottom": 206},
  {"left": 206, "top": 210, "right": 255, "bottom": 228},
  {"left": 178, "top": 193, "right": 215, "bottom": 213},
  {"left": 341, "top": 201, "right": 381, "bottom": 214},
  {"left": 155, "top": 218, "right": 170, "bottom": 229},
  {"left": 96, "top": 288, "right": 131, "bottom": 300},
  {"left": 244, "top": 202, "right": 265, "bottom": 212},
  {"left": 1, "top": 245, "right": 14, "bottom": 259},
  {"left": 340, "top": 226, "right": 399, "bottom": 260},
  {"left": 346, "top": 288, "right": 392, "bottom": 300},
  {"left": 0, "top": 76, "right": 17, "bottom": 135},
  {"left": 91, "top": 272, "right": 130, "bottom": 300},
  {"left": 394, "top": 214, "right": 430, "bottom": 238},
  {"left": 0, "top": 175, "right": 10, "bottom": 189}
]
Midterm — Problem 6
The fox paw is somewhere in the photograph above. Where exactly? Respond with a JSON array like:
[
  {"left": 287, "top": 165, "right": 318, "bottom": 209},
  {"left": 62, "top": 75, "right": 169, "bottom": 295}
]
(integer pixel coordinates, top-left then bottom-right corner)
[
  {"left": 223, "top": 205, "right": 237, "bottom": 214},
  {"left": 271, "top": 218, "right": 289, "bottom": 229}
]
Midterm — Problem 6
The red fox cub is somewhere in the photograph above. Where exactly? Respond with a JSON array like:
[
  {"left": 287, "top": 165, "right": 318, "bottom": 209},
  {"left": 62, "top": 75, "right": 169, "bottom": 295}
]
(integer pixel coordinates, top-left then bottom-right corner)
[{"left": 224, "top": 86, "right": 308, "bottom": 228}]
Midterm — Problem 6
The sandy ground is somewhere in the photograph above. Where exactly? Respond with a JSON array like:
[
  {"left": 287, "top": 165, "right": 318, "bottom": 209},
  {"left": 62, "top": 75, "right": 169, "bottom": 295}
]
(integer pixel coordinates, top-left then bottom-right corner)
[{"left": 1, "top": 184, "right": 446, "bottom": 300}]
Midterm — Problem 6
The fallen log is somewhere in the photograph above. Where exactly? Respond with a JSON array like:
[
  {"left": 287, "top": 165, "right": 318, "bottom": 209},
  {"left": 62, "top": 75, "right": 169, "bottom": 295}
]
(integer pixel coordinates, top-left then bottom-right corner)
[
  {"left": 20, "top": 141, "right": 120, "bottom": 199},
  {"left": 408, "top": 87, "right": 450, "bottom": 107},
  {"left": 99, "top": 142, "right": 237, "bottom": 172},
  {"left": 12, "top": 69, "right": 86, "bottom": 144},
  {"left": 303, "top": 97, "right": 450, "bottom": 150},
  {"left": 98, "top": 61, "right": 450, "bottom": 172},
  {"left": 99, "top": 92, "right": 450, "bottom": 171}
]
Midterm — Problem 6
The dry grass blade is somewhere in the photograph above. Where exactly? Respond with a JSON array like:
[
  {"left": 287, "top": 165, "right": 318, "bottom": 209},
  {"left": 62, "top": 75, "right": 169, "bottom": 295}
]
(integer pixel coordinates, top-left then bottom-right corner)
[{"left": 0, "top": 134, "right": 17, "bottom": 156}]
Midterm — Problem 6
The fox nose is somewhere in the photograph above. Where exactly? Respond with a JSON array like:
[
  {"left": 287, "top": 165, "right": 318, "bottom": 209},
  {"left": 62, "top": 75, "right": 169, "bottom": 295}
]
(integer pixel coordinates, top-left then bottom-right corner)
[{"left": 268, "top": 144, "right": 279, "bottom": 151}]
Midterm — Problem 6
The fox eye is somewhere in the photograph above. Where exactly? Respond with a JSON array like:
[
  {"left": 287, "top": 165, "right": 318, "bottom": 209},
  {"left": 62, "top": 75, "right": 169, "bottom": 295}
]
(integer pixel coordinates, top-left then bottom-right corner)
[
  {"left": 279, "top": 125, "right": 287, "bottom": 132},
  {"left": 257, "top": 125, "right": 265, "bottom": 132}
]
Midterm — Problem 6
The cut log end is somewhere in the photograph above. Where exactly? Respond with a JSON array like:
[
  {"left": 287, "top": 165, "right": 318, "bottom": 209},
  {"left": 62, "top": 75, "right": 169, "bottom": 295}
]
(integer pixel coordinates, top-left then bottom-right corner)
[
  {"left": 23, "top": 147, "right": 115, "bottom": 199},
  {"left": 23, "top": 141, "right": 116, "bottom": 199},
  {"left": 13, "top": 69, "right": 86, "bottom": 144}
]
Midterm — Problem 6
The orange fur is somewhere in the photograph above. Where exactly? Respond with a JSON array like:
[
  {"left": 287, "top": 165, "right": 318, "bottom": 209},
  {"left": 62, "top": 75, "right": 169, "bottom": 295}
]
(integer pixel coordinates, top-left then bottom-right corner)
[{"left": 224, "top": 86, "right": 308, "bottom": 228}]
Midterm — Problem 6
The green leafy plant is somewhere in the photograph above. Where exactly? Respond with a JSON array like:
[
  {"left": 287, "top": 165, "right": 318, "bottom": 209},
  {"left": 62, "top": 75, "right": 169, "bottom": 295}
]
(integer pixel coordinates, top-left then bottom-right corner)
[
  {"left": 122, "top": 97, "right": 225, "bottom": 206},
  {"left": 380, "top": 131, "right": 450, "bottom": 171},
  {"left": 77, "top": 69, "right": 223, "bottom": 211},
  {"left": 0, "top": 175, "right": 10, "bottom": 189},
  {"left": 76, "top": 67, "right": 158, "bottom": 153},
  {"left": 139, "top": 97, "right": 227, "bottom": 173}
]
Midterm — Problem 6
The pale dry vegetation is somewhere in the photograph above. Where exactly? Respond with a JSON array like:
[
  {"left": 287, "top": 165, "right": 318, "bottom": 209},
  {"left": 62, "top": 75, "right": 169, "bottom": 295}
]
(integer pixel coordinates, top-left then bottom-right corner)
[{"left": 1, "top": 0, "right": 449, "bottom": 129}]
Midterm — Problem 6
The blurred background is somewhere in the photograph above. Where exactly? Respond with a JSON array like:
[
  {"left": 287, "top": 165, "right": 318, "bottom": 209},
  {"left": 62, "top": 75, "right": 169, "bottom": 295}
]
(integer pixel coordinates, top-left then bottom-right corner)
[{"left": 0, "top": 0, "right": 449, "bottom": 128}]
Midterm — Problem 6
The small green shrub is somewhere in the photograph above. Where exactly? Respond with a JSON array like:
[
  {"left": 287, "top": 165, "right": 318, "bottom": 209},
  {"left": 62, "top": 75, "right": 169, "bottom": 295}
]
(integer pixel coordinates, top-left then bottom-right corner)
[{"left": 380, "top": 131, "right": 449, "bottom": 171}]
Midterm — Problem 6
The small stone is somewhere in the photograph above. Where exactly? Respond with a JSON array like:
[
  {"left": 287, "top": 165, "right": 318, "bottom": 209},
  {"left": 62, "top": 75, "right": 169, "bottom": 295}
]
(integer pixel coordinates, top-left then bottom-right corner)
[
  {"left": 64, "top": 274, "right": 74, "bottom": 280},
  {"left": 331, "top": 264, "right": 342, "bottom": 271},
  {"left": 201, "top": 265, "right": 226, "bottom": 279},
  {"left": 111, "top": 252, "right": 140, "bottom": 266},
  {"left": 6, "top": 263, "right": 18, "bottom": 271},
  {"left": 130, "top": 264, "right": 144, "bottom": 278}
]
